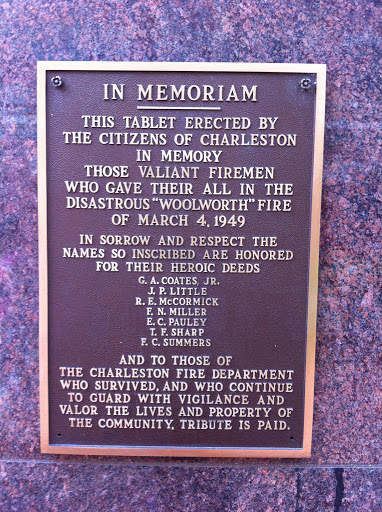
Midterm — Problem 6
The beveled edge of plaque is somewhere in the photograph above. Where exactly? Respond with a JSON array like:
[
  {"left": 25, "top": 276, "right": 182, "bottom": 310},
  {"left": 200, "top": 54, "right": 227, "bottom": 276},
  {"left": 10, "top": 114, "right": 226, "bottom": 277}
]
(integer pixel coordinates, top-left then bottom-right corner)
[{"left": 38, "top": 61, "right": 326, "bottom": 458}]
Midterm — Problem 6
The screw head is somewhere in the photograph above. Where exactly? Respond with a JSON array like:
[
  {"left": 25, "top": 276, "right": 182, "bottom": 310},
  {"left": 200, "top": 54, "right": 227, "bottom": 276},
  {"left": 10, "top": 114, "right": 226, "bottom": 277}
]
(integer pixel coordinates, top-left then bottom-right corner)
[
  {"left": 51, "top": 76, "right": 63, "bottom": 87},
  {"left": 300, "top": 78, "right": 312, "bottom": 90}
]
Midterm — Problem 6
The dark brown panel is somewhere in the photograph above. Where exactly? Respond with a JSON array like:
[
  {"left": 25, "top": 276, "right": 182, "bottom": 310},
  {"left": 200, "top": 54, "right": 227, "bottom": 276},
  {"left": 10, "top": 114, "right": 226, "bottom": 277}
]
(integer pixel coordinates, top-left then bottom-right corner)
[{"left": 39, "top": 63, "right": 325, "bottom": 457}]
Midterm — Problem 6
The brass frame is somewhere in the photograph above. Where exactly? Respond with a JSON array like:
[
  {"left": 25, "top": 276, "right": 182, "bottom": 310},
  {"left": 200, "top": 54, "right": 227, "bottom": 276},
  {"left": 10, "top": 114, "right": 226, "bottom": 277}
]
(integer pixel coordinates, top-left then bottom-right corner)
[{"left": 38, "top": 61, "right": 326, "bottom": 457}]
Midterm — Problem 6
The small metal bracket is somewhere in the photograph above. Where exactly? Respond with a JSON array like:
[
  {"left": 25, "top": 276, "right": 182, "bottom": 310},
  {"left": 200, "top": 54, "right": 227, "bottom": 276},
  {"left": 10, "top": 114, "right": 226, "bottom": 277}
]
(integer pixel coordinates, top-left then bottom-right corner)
[
  {"left": 51, "top": 76, "right": 63, "bottom": 87},
  {"left": 300, "top": 78, "right": 314, "bottom": 90}
]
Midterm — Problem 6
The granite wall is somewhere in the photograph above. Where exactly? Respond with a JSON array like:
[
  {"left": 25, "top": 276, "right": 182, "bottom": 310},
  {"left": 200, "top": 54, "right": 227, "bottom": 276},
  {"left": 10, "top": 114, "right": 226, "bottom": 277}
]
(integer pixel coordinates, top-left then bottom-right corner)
[{"left": 1, "top": 0, "right": 381, "bottom": 510}]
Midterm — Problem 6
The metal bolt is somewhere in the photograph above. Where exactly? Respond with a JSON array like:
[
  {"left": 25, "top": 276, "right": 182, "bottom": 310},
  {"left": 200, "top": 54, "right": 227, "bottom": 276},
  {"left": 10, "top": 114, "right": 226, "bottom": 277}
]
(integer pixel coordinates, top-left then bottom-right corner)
[
  {"left": 300, "top": 78, "right": 312, "bottom": 90},
  {"left": 51, "top": 76, "right": 63, "bottom": 87}
]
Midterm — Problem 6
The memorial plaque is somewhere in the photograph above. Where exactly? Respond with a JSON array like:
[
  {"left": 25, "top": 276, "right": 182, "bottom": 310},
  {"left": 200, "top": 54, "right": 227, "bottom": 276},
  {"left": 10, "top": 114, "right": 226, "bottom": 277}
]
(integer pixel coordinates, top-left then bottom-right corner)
[{"left": 38, "top": 62, "right": 325, "bottom": 457}]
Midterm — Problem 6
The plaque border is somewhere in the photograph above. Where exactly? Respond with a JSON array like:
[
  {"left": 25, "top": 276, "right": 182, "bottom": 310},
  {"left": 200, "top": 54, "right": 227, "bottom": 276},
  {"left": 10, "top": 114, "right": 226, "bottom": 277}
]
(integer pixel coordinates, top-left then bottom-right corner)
[{"left": 38, "top": 61, "right": 326, "bottom": 458}]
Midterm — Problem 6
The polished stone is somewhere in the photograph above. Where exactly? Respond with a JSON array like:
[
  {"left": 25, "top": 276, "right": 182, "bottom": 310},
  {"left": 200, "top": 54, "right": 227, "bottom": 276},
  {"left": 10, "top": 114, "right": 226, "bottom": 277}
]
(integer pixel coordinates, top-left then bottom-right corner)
[
  {"left": 1, "top": 0, "right": 381, "bottom": 508},
  {"left": 1, "top": 463, "right": 382, "bottom": 511}
]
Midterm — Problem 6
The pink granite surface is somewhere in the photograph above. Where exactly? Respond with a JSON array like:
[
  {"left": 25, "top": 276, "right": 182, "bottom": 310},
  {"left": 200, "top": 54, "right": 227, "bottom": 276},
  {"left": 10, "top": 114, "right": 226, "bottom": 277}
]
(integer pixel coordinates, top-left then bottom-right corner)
[
  {"left": 1, "top": 463, "right": 382, "bottom": 511},
  {"left": 1, "top": 0, "right": 381, "bottom": 509}
]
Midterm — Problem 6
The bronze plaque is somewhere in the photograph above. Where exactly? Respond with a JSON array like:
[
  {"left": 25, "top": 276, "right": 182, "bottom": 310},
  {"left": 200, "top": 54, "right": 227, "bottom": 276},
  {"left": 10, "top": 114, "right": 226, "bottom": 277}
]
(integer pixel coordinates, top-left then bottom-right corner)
[{"left": 38, "top": 62, "right": 325, "bottom": 457}]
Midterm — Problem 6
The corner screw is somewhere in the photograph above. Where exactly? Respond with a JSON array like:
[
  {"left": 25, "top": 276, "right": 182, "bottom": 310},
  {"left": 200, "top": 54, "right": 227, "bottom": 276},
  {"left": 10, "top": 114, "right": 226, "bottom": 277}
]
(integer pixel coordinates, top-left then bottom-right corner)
[
  {"left": 300, "top": 78, "right": 312, "bottom": 90},
  {"left": 51, "top": 76, "right": 63, "bottom": 87}
]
